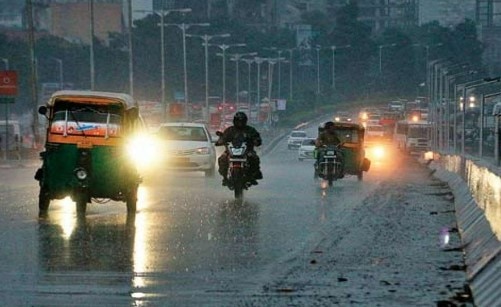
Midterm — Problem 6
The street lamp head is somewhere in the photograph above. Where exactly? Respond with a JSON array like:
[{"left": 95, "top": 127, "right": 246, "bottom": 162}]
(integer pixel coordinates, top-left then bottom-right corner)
[{"left": 484, "top": 76, "right": 501, "bottom": 82}]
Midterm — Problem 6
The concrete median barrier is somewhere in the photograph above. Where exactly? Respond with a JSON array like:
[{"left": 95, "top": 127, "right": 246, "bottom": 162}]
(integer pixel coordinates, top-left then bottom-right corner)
[{"left": 430, "top": 154, "right": 501, "bottom": 307}]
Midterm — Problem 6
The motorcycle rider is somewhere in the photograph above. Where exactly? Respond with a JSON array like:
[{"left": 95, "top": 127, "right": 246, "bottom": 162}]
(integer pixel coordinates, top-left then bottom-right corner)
[
  {"left": 215, "top": 112, "right": 263, "bottom": 186},
  {"left": 315, "top": 121, "right": 344, "bottom": 177}
]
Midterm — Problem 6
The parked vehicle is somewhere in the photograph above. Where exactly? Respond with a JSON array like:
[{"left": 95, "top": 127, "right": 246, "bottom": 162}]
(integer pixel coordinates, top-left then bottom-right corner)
[
  {"left": 155, "top": 122, "right": 216, "bottom": 177},
  {"left": 35, "top": 90, "right": 144, "bottom": 215},
  {"left": 287, "top": 130, "right": 308, "bottom": 149},
  {"left": 298, "top": 138, "right": 316, "bottom": 161}
]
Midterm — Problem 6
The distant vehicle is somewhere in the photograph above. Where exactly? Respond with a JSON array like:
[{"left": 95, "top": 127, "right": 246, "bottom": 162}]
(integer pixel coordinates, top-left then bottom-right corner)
[
  {"left": 155, "top": 122, "right": 216, "bottom": 176},
  {"left": 394, "top": 119, "right": 431, "bottom": 153},
  {"left": 333, "top": 111, "right": 353, "bottom": 123},
  {"left": 0, "top": 120, "right": 21, "bottom": 154},
  {"left": 298, "top": 138, "right": 316, "bottom": 161},
  {"left": 367, "top": 113, "right": 381, "bottom": 125},
  {"left": 388, "top": 101, "right": 405, "bottom": 112},
  {"left": 365, "top": 124, "right": 385, "bottom": 141},
  {"left": 287, "top": 130, "right": 308, "bottom": 149}
]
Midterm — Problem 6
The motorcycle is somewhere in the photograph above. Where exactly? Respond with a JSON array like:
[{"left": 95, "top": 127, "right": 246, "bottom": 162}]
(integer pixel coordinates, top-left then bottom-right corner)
[
  {"left": 216, "top": 132, "right": 254, "bottom": 200},
  {"left": 315, "top": 144, "right": 344, "bottom": 187}
]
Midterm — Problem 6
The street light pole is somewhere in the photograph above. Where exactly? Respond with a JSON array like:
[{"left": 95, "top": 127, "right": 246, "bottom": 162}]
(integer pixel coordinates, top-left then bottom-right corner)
[
  {"left": 211, "top": 43, "right": 246, "bottom": 104},
  {"left": 315, "top": 46, "right": 321, "bottom": 94},
  {"left": 255, "top": 57, "right": 264, "bottom": 107},
  {"left": 186, "top": 33, "right": 230, "bottom": 122},
  {"left": 1, "top": 58, "right": 8, "bottom": 160},
  {"left": 127, "top": 0, "right": 133, "bottom": 96},
  {"left": 89, "top": 0, "right": 95, "bottom": 90},
  {"left": 54, "top": 58, "right": 63, "bottom": 90},
  {"left": 241, "top": 58, "right": 254, "bottom": 112},
  {"left": 288, "top": 49, "right": 294, "bottom": 101},
  {"left": 230, "top": 52, "right": 257, "bottom": 106},
  {"left": 330, "top": 45, "right": 350, "bottom": 90},
  {"left": 165, "top": 22, "right": 210, "bottom": 118},
  {"left": 378, "top": 43, "right": 397, "bottom": 75},
  {"left": 137, "top": 8, "right": 191, "bottom": 121}
]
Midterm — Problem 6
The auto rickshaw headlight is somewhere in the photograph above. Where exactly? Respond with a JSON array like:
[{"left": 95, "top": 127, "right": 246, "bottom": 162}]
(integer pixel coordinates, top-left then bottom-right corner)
[
  {"left": 74, "top": 167, "right": 88, "bottom": 180},
  {"left": 126, "top": 133, "right": 159, "bottom": 170}
]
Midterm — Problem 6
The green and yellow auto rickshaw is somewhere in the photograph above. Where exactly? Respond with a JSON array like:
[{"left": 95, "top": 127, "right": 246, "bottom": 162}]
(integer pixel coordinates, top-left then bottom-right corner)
[
  {"left": 318, "top": 121, "right": 371, "bottom": 181},
  {"left": 35, "top": 90, "right": 144, "bottom": 215}
]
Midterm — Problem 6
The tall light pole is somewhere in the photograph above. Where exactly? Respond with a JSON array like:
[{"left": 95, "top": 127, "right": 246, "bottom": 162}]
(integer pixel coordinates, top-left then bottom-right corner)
[
  {"left": 212, "top": 43, "right": 246, "bottom": 126},
  {"left": 186, "top": 33, "right": 230, "bottom": 122},
  {"left": 255, "top": 57, "right": 264, "bottom": 108},
  {"left": 378, "top": 43, "right": 397, "bottom": 75},
  {"left": 1, "top": 58, "right": 8, "bottom": 160},
  {"left": 89, "top": 0, "right": 95, "bottom": 90},
  {"left": 165, "top": 22, "right": 210, "bottom": 116},
  {"left": 288, "top": 48, "right": 294, "bottom": 101},
  {"left": 26, "top": 0, "right": 39, "bottom": 148},
  {"left": 137, "top": 8, "right": 191, "bottom": 121},
  {"left": 230, "top": 52, "right": 257, "bottom": 105},
  {"left": 52, "top": 58, "right": 63, "bottom": 90},
  {"left": 330, "top": 45, "right": 350, "bottom": 90},
  {"left": 315, "top": 45, "right": 321, "bottom": 94},
  {"left": 127, "top": 0, "right": 133, "bottom": 96},
  {"left": 211, "top": 43, "right": 246, "bottom": 104},
  {"left": 241, "top": 58, "right": 254, "bottom": 112}
]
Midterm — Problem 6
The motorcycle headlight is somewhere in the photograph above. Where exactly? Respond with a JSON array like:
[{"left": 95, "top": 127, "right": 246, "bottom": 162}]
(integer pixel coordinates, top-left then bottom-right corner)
[{"left": 74, "top": 167, "right": 88, "bottom": 180}]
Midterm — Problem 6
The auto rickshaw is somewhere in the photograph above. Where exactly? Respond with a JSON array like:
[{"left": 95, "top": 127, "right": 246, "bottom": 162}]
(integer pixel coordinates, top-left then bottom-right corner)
[
  {"left": 35, "top": 90, "right": 143, "bottom": 215},
  {"left": 317, "top": 121, "right": 371, "bottom": 181}
]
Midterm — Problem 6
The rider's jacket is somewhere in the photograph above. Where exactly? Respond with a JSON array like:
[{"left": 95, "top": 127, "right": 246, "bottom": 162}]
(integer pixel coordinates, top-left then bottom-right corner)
[
  {"left": 216, "top": 126, "right": 262, "bottom": 152},
  {"left": 316, "top": 131, "right": 341, "bottom": 147}
]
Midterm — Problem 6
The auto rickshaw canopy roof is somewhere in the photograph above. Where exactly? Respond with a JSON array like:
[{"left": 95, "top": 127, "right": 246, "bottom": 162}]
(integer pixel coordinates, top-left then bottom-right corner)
[
  {"left": 47, "top": 90, "right": 138, "bottom": 110},
  {"left": 330, "top": 121, "right": 365, "bottom": 132}
]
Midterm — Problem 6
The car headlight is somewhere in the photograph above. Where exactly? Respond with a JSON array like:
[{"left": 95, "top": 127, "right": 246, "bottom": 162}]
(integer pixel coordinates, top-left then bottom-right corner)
[
  {"left": 196, "top": 147, "right": 210, "bottom": 155},
  {"left": 74, "top": 167, "right": 88, "bottom": 180}
]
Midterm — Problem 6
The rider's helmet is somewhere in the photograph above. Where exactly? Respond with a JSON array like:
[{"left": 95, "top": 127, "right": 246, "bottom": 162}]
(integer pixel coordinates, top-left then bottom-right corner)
[{"left": 233, "top": 111, "right": 248, "bottom": 129}]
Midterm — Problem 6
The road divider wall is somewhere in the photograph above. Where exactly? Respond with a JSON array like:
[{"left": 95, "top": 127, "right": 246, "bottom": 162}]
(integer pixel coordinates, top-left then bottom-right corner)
[{"left": 430, "top": 153, "right": 501, "bottom": 307}]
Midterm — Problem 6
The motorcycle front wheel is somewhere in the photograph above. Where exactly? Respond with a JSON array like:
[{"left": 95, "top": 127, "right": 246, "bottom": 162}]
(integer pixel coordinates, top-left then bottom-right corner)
[{"left": 231, "top": 168, "right": 244, "bottom": 200}]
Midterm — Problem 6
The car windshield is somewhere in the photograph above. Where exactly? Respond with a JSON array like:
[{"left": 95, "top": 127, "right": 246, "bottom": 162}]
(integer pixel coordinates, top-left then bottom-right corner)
[
  {"left": 291, "top": 132, "right": 306, "bottom": 138},
  {"left": 158, "top": 126, "right": 208, "bottom": 142}
]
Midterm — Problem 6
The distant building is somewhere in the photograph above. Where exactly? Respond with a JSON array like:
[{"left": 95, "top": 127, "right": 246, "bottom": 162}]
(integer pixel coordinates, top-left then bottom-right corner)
[
  {"left": 419, "top": 0, "right": 476, "bottom": 27},
  {"left": 0, "top": 0, "right": 124, "bottom": 46},
  {"left": 476, "top": 0, "right": 501, "bottom": 74},
  {"left": 224, "top": 0, "right": 419, "bottom": 35}
]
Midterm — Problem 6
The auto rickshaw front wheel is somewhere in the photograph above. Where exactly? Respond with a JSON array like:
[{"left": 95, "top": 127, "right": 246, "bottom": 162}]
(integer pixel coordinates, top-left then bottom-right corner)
[
  {"left": 38, "top": 187, "right": 50, "bottom": 212},
  {"left": 73, "top": 193, "right": 88, "bottom": 214},
  {"left": 126, "top": 184, "right": 138, "bottom": 213},
  {"left": 357, "top": 171, "right": 364, "bottom": 181}
]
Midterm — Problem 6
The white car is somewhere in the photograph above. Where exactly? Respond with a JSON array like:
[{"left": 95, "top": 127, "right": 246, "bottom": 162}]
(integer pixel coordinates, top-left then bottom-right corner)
[
  {"left": 298, "top": 138, "right": 316, "bottom": 161},
  {"left": 156, "top": 122, "right": 216, "bottom": 176},
  {"left": 287, "top": 130, "right": 308, "bottom": 149}
]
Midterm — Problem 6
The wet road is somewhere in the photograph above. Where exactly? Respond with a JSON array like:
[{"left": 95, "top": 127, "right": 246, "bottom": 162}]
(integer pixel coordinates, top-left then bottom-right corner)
[{"left": 0, "top": 124, "right": 405, "bottom": 306}]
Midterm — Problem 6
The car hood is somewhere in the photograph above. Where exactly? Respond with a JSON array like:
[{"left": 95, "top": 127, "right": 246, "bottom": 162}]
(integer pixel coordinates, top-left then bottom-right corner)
[
  {"left": 300, "top": 145, "right": 315, "bottom": 150},
  {"left": 159, "top": 140, "right": 212, "bottom": 150}
]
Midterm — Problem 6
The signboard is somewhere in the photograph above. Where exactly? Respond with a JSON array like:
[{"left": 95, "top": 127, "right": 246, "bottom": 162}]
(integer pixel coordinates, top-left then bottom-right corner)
[
  {"left": 0, "top": 71, "right": 18, "bottom": 96},
  {"left": 276, "top": 99, "right": 287, "bottom": 111}
]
